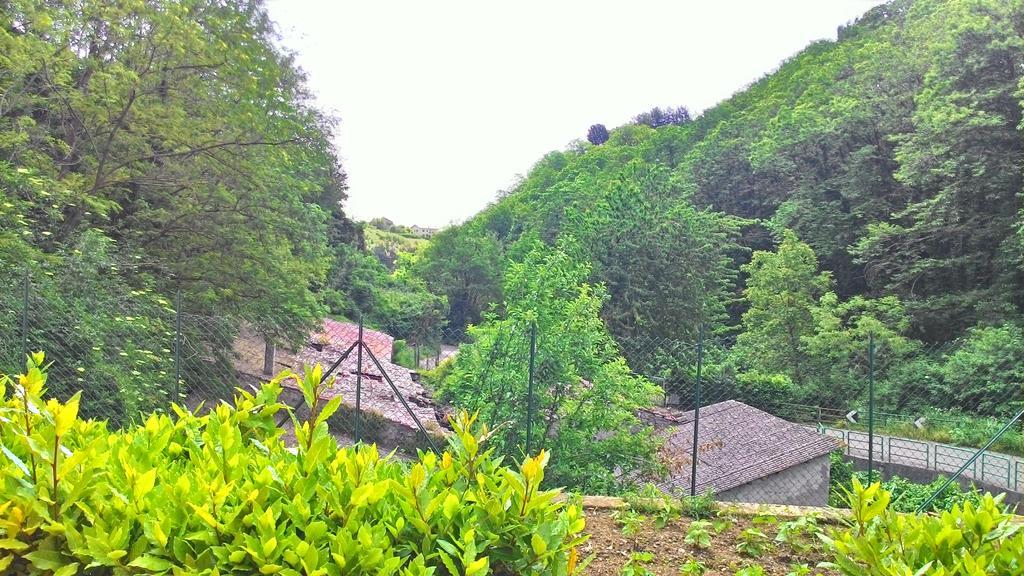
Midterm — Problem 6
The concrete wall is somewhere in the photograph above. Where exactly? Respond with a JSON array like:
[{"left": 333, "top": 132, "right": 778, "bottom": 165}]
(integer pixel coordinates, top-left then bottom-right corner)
[{"left": 720, "top": 455, "right": 831, "bottom": 506}]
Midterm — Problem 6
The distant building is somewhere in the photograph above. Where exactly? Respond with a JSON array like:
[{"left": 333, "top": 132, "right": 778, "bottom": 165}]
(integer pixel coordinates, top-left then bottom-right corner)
[
  {"left": 641, "top": 401, "right": 841, "bottom": 506},
  {"left": 289, "top": 322, "right": 444, "bottom": 449},
  {"left": 408, "top": 225, "right": 438, "bottom": 238},
  {"left": 315, "top": 319, "right": 394, "bottom": 361},
  {"left": 232, "top": 319, "right": 444, "bottom": 452}
]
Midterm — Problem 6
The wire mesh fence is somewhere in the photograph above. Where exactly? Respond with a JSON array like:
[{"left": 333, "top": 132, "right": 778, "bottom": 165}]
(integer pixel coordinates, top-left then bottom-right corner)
[
  {"left": 0, "top": 272, "right": 445, "bottom": 459},
  {"left": 3, "top": 270, "right": 1023, "bottom": 508},
  {"left": 423, "top": 321, "right": 1024, "bottom": 508}
]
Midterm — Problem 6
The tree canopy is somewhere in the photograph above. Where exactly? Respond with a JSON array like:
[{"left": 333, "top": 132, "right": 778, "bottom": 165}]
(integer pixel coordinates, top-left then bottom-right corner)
[
  {"left": 415, "top": 0, "right": 1024, "bottom": 346},
  {"left": 1, "top": 0, "right": 356, "bottom": 328},
  {"left": 437, "top": 242, "right": 660, "bottom": 493}
]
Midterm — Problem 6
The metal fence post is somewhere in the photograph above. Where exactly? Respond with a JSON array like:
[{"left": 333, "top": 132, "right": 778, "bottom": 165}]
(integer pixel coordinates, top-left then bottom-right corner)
[
  {"left": 867, "top": 332, "right": 876, "bottom": 482},
  {"left": 173, "top": 291, "right": 182, "bottom": 405},
  {"left": 691, "top": 323, "right": 705, "bottom": 497},
  {"left": 526, "top": 322, "right": 537, "bottom": 455},
  {"left": 355, "top": 318, "right": 364, "bottom": 444},
  {"left": 21, "top": 268, "right": 30, "bottom": 362}
]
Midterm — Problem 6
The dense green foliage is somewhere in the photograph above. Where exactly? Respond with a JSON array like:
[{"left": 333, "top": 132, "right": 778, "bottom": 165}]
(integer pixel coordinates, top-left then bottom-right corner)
[
  {"left": 414, "top": 228, "right": 503, "bottom": 338},
  {"left": 0, "top": 354, "right": 588, "bottom": 575},
  {"left": 824, "top": 478, "right": 1023, "bottom": 575},
  {"left": 413, "top": 0, "right": 1024, "bottom": 421},
  {"left": 328, "top": 242, "right": 447, "bottom": 343},
  {"left": 0, "top": 1, "right": 456, "bottom": 423},
  {"left": 0, "top": 0, "right": 391, "bottom": 422},
  {"left": 1, "top": 0, "right": 353, "bottom": 322},
  {"left": 827, "top": 453, "right": 983, "bottom": 512},
  {"left": 0, "top": 231, "right": 177, "bottom": 422},
  {"left": 438, "top": 243, "right": 660, "bottom": 493}
]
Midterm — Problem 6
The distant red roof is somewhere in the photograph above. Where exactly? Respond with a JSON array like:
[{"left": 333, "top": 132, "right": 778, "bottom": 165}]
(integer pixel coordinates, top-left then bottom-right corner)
[
  {"left": 315, "top": 319, "right": 394, "bottom": 361},
  {"left": 286, "top": 321, "right": 442, "bottom": 437}
]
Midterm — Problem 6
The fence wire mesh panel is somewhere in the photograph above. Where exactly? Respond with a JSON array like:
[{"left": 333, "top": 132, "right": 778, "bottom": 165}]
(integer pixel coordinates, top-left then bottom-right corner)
[
  {"left": 4, "top": 268, "right": 1023, "bottom": 508},
  {"left": 431, "top": 323, "right": 1024, "bottom": 508},
  {"left": 0, "top": 274, "right": 443, "bottom": 459},
  {"left": 20, "top": 280, "right": 177, "bottom": 429}
]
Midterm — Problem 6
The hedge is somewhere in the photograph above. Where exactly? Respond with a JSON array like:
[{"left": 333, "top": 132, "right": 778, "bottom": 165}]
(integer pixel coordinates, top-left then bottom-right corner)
[{"left": 0, "top": 354, "right": 587, "bottom": 575}]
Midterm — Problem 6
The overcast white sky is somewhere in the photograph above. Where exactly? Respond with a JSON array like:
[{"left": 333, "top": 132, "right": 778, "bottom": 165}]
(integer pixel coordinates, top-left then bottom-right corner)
[{"left": 266, "top": 1, "right": 884, "bottom": 228}]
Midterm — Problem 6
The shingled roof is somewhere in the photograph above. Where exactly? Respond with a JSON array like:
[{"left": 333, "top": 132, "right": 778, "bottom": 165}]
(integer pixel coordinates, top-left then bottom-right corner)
[
  {"left": 290, "top": 336, "right": 441, "bottom": 435},
  {"left": 230, "top": 319, "right": 442, "bottom": 441},
  {"left": 639, "top": 400, "right": 841, "bottom": 495},
  {"left": 316, "top": 319, "right": 395, "bottom": 361}
]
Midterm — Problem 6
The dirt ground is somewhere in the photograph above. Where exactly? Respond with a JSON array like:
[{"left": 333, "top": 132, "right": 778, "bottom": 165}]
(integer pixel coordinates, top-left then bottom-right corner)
[{"left": 581, "top": 509, "right": 841, "bottom": 576}]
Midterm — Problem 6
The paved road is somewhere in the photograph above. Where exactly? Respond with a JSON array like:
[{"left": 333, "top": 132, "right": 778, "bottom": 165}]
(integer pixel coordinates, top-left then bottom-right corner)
[{"left": 818, "top": 426, "right": 1024, "bottom": 493}]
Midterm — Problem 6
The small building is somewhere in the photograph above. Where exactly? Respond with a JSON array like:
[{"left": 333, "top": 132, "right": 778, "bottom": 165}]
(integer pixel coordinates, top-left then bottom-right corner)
[
  {"left": 232, "top": 319, "right": 445, "bottom": 453},
  {"left": 315, "top": 319, "right": 395, "bottom": 361},
  {"left": 640, "top": 400, "right": 841, "bottom": 506},
  {"left": 290, "top": 323, "right": 444, "bottom": 445}
]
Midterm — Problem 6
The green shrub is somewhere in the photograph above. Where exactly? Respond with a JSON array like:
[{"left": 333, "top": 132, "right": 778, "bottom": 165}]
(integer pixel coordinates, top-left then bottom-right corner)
[
  {"left": 418, "top": 356, "right": 454, "bottom": 390},
  {"left": 774, "top": 515, "right": 822, "bottom": 553},
  {"left": 621, "top": 484, "right": 680, "bottom": 528},
  {"left": 438, "top": 243, "right": 661, "bottom": 494},
  {"left": 4, "top": 233, "right": 179, "bottom": 426},
  {"left": 785, "top": 564, "right": 811, "bottom": 576},
  {"left": 678, "top": 491, "right": 717, "bottom": 519},
  {"left": 391, "top": 339, "right": 416, "bottom": 369},
  {"left": 731, "top": 371, "right": 795, "bottom": 413},
  {"left": 822, "top": 478, "right": 1024, "bottom": 575},
  {"left": 829, "top": 451, "right": 983, "bottom": 512},
  {"left": 827, "top": 452, "right": 854, "bottom": 507},
  {"left": 610, "top": 509, "right": 646, "bottom": 537},
  {"left": 0, "top": 354, "right": 588, "bottom": 575},
  {"left": 937, "top": 324, "right": 1024, "bottom": 417},
  {"left": 873, "top": 474, "right": 983, "bottom": 513},
  {"left": 684, "top": 520, "right": 712, "bottom": 549},
  {"left": 734, "top": 528, "right": 770, "bottom": 557}
]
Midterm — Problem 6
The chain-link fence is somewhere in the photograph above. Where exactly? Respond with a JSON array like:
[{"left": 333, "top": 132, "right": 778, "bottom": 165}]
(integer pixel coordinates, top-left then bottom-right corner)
[
  {"left": 0, "top": 272, "right": 444, "bottom": 459},
  {"left": 420, "top": 321, "right": 1024, "bottom": 509},
  {"left": 4, "top": 270, "right": 1023, "bottom": 508}
]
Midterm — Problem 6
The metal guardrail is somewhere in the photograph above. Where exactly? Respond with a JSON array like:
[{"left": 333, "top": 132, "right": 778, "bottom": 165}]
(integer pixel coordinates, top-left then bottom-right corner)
[{"left": 821, "top": 426, "right": 1023, "bottom": 492}]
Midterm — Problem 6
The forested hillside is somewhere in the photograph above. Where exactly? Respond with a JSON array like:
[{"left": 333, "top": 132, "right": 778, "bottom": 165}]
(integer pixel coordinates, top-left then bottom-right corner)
[
  {"left": 3, "top": 0, "right": 1023, "bottom": 499},
  {"left": 415, "top": 0, "right": 1024, "bottom": 346},
  {"left": 407, "top": 0, "right": 1024, "bottom": 465},
  {"left": 363, "top": 219, "right": 430, "bottom": 271}
]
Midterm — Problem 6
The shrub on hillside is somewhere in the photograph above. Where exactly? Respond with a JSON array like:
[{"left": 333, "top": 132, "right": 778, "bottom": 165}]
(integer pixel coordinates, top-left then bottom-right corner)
[{"left": 0, "top": 354, "right": 588, "bottom": 575}]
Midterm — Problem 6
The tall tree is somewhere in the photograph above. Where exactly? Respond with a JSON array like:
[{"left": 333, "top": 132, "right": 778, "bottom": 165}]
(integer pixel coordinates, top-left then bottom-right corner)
[
  {"left": 733, "top": 231, "right": 831, "bottom": 388},
  {"left": 565, "top": 162, "right": 742, "bottom": 342},
  {"left": 633, "top": 105, "right": 692, "bottom": 128},
  {"left": 855, "top": 0, "right": 1024, "bottom": 339},
  {"left": 414, "top": 227, "right": 503, "bottom": 336},
  {"left": 586, "top": 123, "right": 609, "bottom": 145},
  {"left": 1, "top": 0, "right": 351, "bottom": 329},
  {"left": 439, "top": 243, "right": 659, "bottom": 493}
]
